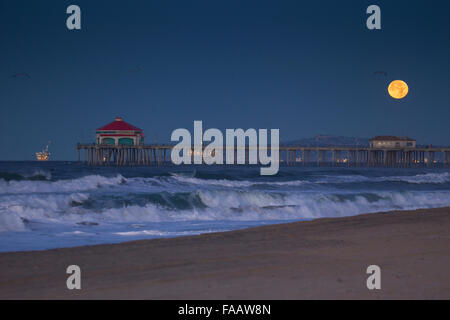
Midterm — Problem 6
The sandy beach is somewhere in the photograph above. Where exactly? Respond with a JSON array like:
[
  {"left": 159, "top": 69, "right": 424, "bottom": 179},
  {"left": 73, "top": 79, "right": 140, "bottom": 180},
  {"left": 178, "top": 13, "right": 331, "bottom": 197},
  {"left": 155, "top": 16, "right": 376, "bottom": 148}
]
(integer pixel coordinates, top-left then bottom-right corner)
[{"left": 1, "top": 206, "right": 449, "bottom": 299}]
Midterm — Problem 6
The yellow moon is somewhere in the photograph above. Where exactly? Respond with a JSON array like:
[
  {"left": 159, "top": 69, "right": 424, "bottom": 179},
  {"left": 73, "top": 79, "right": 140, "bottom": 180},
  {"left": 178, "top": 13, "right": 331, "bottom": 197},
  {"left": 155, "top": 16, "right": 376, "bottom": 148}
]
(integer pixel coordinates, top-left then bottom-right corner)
[{"left": 388, "top": 80, "right": 408, "bottom": 99}]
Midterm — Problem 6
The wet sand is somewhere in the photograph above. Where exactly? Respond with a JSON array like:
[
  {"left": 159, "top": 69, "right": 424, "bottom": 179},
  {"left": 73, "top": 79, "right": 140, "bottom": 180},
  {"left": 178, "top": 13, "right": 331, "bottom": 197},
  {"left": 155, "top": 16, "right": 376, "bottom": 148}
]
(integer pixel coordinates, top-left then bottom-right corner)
[{"left": 1, "top": 207, "right": 449, "bottom": 299}]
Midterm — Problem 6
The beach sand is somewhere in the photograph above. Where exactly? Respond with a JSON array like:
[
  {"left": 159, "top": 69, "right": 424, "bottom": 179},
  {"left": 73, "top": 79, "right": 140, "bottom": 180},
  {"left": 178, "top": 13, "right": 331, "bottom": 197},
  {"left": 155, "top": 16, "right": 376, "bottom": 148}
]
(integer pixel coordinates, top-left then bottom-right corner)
[{"left": 1, "top": 207, "right": 449, "bottom": 299}]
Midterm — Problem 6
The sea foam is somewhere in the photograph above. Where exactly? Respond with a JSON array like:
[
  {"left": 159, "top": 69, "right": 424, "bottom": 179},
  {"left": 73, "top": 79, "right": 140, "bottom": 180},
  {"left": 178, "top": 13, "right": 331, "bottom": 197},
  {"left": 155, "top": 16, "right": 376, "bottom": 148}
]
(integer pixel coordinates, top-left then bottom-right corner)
[{"left": 1, "top": 168, "right": 450, "bottom": 251}]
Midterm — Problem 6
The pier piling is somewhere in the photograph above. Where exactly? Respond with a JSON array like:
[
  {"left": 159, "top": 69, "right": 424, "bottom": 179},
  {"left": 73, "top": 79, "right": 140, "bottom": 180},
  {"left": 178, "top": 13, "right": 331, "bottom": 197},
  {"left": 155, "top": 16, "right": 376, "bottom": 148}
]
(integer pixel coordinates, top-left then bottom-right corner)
[{"left": 76, "top": 144, "right": 450, "bottom": 168}]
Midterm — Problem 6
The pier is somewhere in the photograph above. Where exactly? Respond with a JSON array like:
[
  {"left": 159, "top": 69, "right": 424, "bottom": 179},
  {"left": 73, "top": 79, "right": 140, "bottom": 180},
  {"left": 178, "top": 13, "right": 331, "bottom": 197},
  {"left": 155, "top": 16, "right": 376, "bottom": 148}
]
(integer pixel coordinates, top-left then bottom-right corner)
[
  {"left": 79, "top": 118, "right": 450, "bottom": 168},
  {"left": 280, "top": 146, "right": 450, "bottom": 167},
  {"left": 77, "top": 144, "right": 450, "bottom": 167}
]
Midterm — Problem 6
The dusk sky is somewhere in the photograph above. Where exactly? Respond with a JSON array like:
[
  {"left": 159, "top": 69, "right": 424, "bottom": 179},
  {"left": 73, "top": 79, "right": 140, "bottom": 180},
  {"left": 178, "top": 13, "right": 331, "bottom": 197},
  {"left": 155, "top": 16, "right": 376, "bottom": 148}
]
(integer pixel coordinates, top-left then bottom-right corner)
[{"left": 1, "top": 0, "right": 449, "bottom": 160}]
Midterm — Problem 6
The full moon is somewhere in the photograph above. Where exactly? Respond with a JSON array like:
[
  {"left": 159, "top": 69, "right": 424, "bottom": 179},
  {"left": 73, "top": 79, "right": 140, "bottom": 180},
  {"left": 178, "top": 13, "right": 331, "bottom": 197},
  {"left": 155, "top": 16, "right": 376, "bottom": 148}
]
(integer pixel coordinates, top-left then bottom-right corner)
[{"left": 388, "top": 80, "right": 409, "bottom": 99}]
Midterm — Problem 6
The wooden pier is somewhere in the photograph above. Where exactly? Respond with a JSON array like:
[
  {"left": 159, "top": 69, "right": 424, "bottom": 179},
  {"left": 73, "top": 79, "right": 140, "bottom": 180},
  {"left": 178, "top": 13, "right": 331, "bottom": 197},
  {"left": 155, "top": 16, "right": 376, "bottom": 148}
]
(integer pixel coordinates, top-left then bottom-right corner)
[
  {"left": 280, "top": 146, "right": 450, "bottom": 167},
  {"left": 77, "top": 144, "right": 450, "bottom": 167},
  {"left": 77, "top": 144, "right": 172, "bottom": 166}
]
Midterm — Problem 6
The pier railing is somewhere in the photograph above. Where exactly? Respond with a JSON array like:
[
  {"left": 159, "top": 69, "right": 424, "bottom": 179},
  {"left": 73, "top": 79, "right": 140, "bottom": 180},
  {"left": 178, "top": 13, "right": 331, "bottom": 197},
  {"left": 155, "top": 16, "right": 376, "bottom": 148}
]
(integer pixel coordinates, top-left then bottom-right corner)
[{"left": 76, "top": 144, "right": 450, "bottom": 167}]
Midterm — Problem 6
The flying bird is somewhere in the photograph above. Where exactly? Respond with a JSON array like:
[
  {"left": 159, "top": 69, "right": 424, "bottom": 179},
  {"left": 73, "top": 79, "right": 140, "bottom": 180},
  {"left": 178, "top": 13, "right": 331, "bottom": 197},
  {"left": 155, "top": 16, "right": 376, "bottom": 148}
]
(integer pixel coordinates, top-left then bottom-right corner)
[{"left": 10, "top": 73, "right": 31, "bottom": 79}]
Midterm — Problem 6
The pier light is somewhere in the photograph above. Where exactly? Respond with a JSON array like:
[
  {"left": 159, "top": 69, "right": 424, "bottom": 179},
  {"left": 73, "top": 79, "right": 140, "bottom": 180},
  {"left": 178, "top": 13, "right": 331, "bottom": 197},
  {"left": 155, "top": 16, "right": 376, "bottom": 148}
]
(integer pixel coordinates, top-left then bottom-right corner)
[{"left": 369, "top": 136, "right": 416, "bottom": 149}]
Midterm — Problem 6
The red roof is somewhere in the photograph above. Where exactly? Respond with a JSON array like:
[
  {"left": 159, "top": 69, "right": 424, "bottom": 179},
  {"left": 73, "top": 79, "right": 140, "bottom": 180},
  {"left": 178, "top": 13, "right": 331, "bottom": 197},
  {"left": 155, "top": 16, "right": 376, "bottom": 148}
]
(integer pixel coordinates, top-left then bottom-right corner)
[
  {"left": 99, "top": 134, "right": 138, "bottom": 137},
  {"left": 97, "top": 117, "right": 142, "bottom": 132},
  {"left": 370, "top": 136, "right": 415, "bottom": 141}
]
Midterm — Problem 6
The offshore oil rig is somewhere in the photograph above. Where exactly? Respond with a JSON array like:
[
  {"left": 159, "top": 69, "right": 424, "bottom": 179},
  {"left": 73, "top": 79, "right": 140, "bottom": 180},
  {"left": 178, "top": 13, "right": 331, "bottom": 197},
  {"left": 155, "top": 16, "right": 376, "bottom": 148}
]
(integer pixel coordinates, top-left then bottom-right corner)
[
  {"left": 36, "top": 142, "right": 51, "bottom": 161},
  {"left": 77, "top": 117, "right": 450, "bottom": 167}
]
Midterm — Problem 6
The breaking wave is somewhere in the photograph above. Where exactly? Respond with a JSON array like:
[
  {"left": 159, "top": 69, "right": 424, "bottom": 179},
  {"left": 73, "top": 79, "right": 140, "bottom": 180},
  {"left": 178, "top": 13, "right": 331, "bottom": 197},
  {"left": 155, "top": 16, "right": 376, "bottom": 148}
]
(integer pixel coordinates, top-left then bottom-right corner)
[
  {"left": 1, "top": 170, "right": 449, "bottom": 197},
  {"left": 0, "top": 174, "right": 126, "bottom": 194},
  {"left": 317, "top": 172, "right": 450, "bottom": 184},
  {"left": 1, "top": 168, "right": 450, "bottom": 242},
  {"left": 2, "top": 187, "right": 450, "bottom": 232},
  {"left": 171, "top": 171, "right": 450, "bottom": 187},
  {"left": 0, "top": 169, "right": 51, "bottom": 182}
]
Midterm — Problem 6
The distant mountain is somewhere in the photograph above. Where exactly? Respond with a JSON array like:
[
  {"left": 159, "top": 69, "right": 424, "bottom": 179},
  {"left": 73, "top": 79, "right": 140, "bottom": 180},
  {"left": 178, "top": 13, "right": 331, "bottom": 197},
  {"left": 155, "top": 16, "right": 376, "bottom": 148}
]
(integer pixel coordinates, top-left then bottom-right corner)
[{"left": 282, "top": 135, "right": 370, "bottom": 147}]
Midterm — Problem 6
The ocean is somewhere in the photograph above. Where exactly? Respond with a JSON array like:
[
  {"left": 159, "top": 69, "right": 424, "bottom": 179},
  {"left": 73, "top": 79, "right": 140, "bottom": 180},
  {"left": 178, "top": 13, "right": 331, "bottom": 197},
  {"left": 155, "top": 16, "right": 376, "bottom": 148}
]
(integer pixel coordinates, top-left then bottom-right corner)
[{"left": 1, "top": 161, "right": 450, "bottom": 252}]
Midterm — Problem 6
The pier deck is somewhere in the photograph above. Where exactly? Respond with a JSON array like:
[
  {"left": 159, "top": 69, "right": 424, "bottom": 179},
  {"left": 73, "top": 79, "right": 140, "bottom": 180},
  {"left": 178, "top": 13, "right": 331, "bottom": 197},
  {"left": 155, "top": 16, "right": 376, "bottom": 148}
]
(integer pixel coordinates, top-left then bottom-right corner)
[{"left": 76, "top": 144, "right": 450, "bottom": 167}]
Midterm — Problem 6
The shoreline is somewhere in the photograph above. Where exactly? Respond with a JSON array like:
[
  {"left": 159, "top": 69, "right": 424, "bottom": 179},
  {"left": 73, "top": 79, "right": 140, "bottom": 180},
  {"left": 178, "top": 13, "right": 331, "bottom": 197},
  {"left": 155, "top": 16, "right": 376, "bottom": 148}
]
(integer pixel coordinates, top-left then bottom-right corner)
[{"left": 1, "top": 206, "right": 450, "bottom": 299}]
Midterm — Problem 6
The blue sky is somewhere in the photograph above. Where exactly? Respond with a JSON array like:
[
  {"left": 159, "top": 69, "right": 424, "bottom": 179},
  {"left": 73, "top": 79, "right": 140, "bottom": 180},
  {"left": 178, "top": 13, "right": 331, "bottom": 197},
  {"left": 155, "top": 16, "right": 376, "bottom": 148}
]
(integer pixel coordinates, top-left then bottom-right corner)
[{"left": 1, "top": 0, "right": 449, "bottom": 160}]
